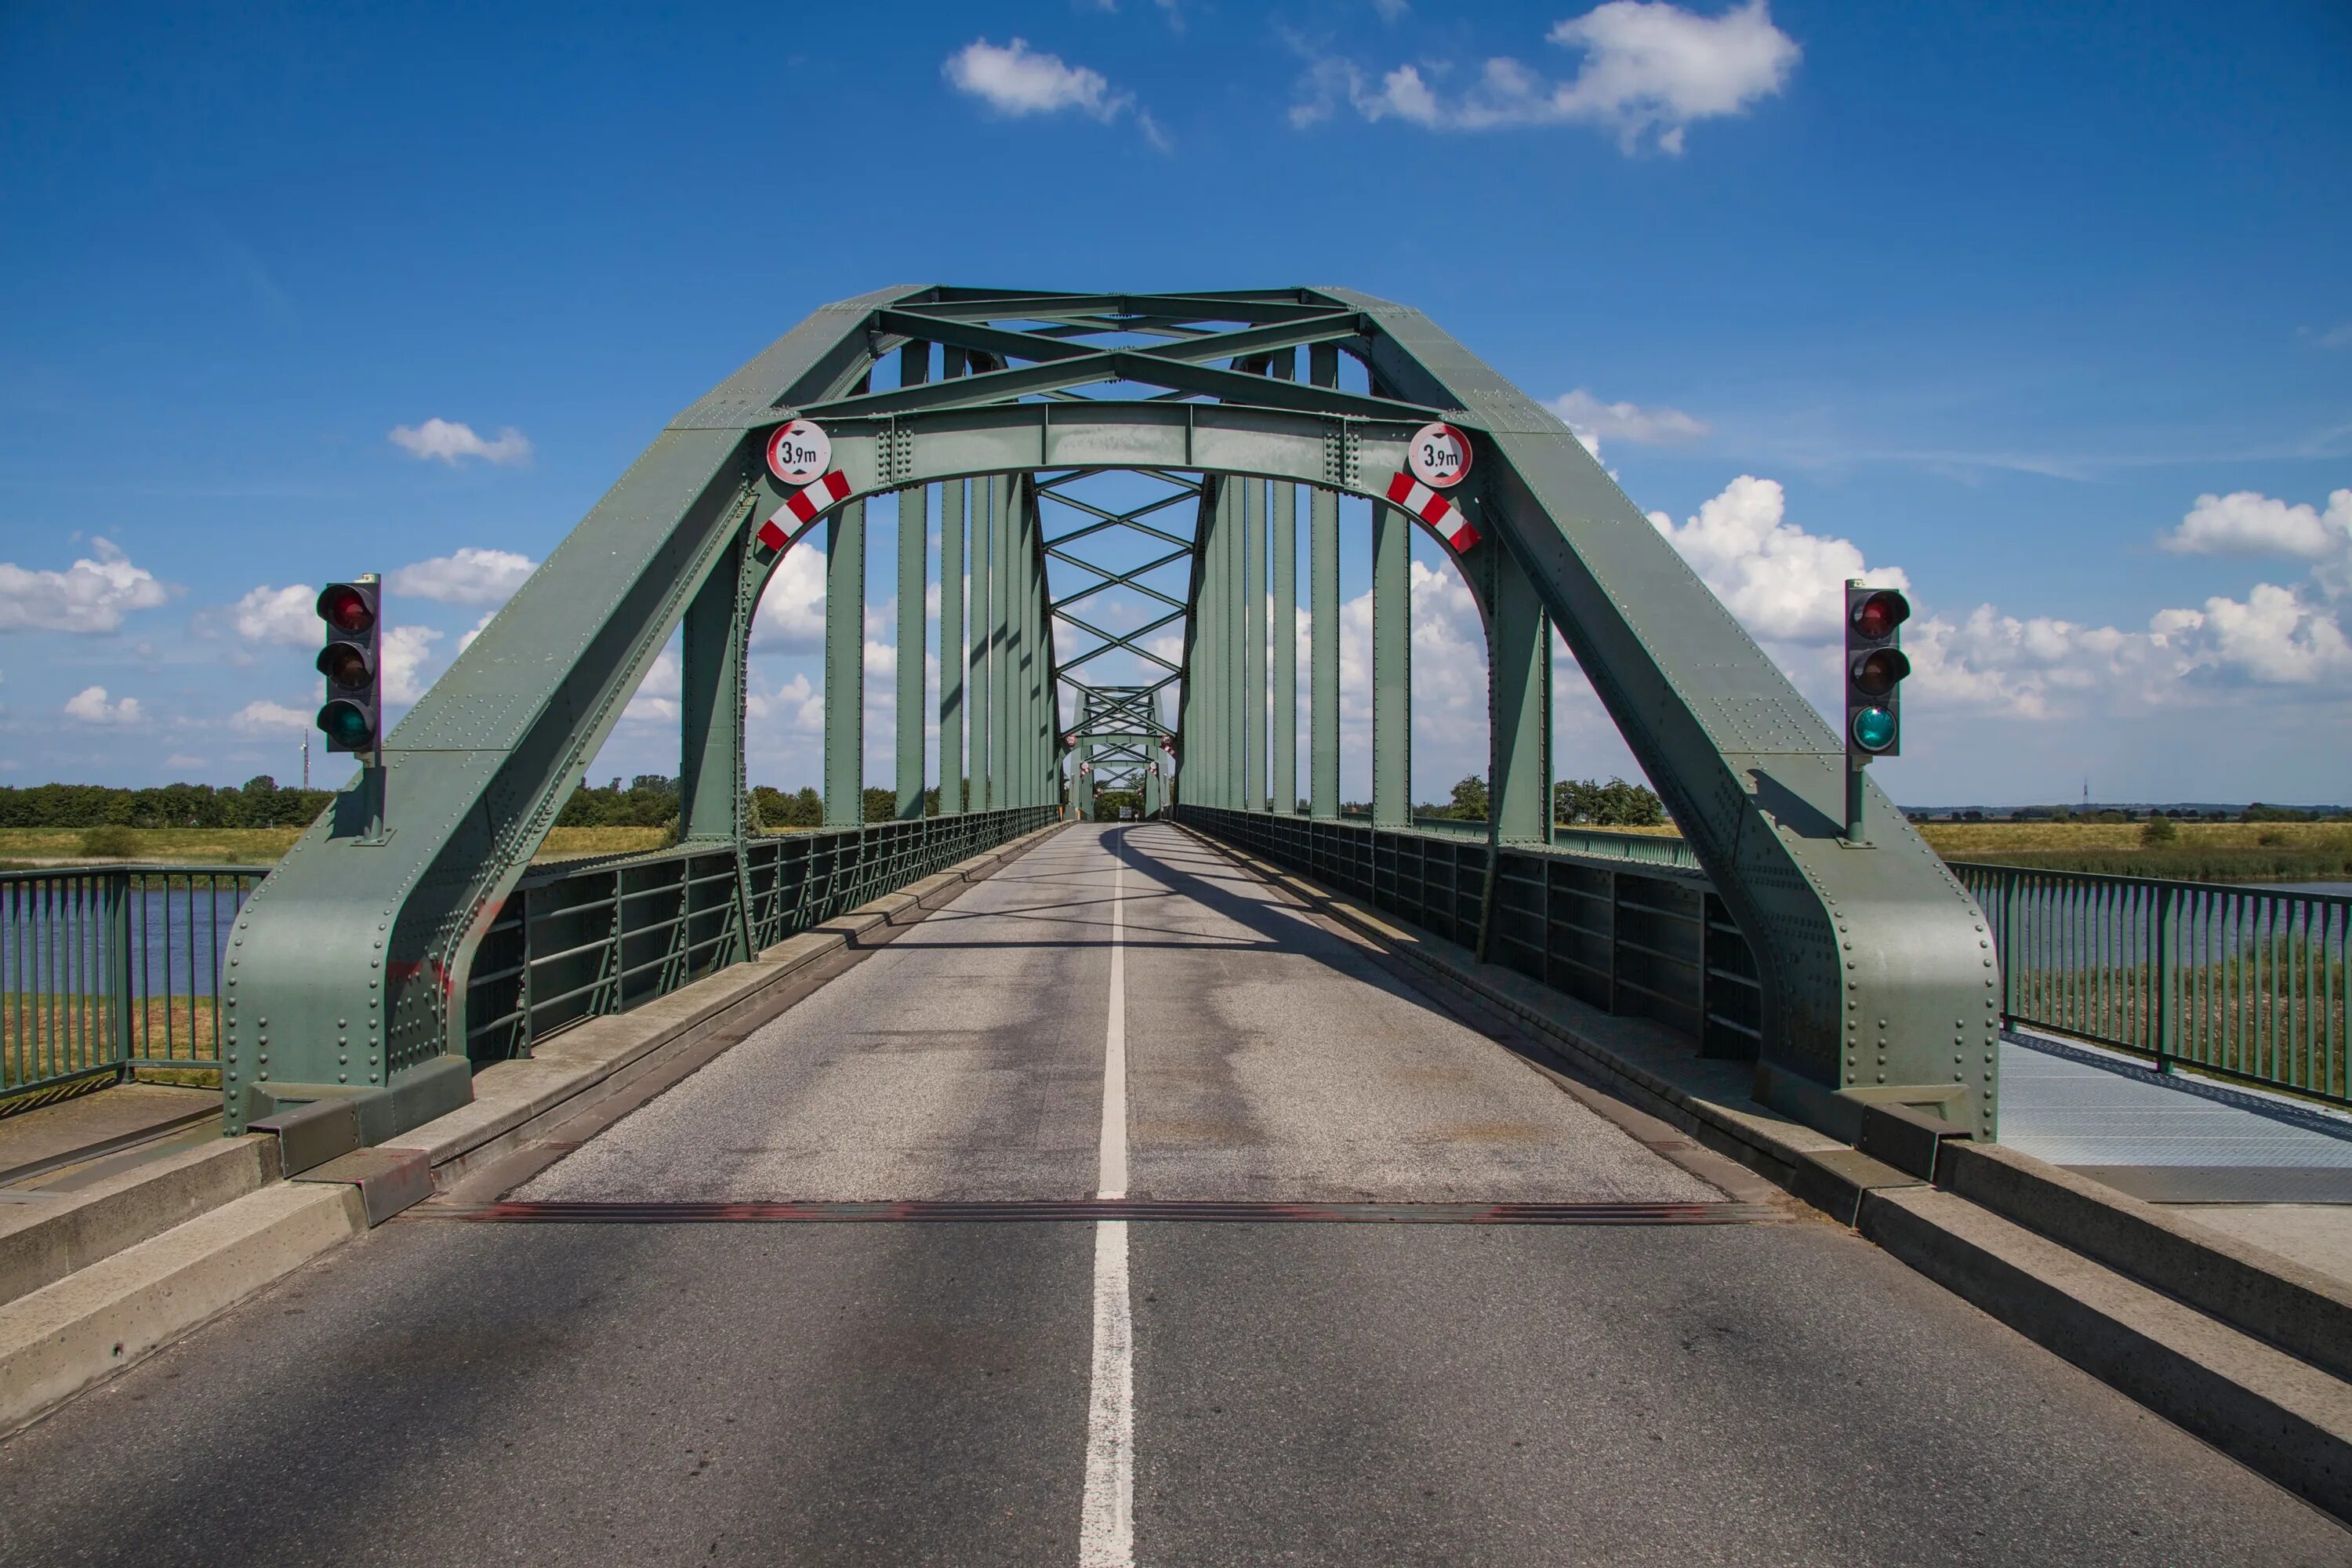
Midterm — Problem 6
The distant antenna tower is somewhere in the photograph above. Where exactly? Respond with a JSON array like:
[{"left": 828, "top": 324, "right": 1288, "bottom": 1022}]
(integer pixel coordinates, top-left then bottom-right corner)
[{"left": 2082, "top": 776, "right": 2089, "bottom": 812}]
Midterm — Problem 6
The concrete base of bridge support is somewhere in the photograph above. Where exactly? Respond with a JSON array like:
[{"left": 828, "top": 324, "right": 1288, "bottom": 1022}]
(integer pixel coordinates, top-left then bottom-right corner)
[{"left": 1752, "top": 1059, "right": 1974, "bottom": 1152}]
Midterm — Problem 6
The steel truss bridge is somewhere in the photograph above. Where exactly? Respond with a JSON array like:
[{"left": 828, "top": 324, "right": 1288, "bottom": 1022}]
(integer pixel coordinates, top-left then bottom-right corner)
[{"left": 223, "top": 286, "right": 1998, "bottom": 1144}]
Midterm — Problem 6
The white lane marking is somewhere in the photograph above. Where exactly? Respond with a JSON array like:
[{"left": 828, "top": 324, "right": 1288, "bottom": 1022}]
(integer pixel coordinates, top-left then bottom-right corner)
[
  {"left": 1080, "top": 1218, "right": 1134, "bottom": 1567},
  {"left": 1080, "top": 829, "right": 1136, "bottom": 1568},
  {"left": 1099, "top": 836, "right": 1129, "bottom": 1201}
]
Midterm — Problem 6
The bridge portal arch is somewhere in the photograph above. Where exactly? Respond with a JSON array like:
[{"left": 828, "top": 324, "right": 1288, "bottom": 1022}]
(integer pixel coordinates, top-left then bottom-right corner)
[{"left": 224, "top": 287, "right": 1997, "bottom": 1144}]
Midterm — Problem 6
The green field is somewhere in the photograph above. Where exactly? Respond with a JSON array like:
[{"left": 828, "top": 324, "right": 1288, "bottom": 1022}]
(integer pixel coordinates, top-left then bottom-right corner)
[{"left": 7, "top": 818, "right": 2348, "bottom": 884}]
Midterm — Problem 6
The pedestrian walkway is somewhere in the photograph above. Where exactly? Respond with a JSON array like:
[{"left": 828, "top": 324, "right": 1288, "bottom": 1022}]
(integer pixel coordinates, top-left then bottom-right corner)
[{"left": 1998, "top": 1029, "right": 2352, "bottom": 1285}]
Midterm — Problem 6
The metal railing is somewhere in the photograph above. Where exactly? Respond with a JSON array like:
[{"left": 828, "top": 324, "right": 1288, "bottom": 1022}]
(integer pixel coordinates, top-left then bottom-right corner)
[
  {"left": 1, "top": 865, "right": 267, "bottom": 1107},
  {"left": 1177, "top": 808, "right": 1762, "bottom": 1062},
  {"left": 1956, "top": 863, "right": 2351, "bottom": 1104},
  {"left": 464, "top": 808, "right": 1059, "bottom": 1062}
]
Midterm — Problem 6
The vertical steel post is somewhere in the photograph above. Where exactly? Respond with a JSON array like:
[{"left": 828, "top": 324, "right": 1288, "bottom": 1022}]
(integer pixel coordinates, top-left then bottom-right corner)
[
  {"left": 1274, "top": 478, "right": 1298, "bottom": 816},
  {"left": 896, "top": 343, "right": 928, "bottom": 818},
  {"left": 1245, "top": 475, "right": 1267, "bottom": 814},
  {"left": 1021, "top": 481, "right": 1043, "bottom": 808},
  {"left": 1309, "top": 343, "right": 1341, "bottom": 821},
  {"left": 822, "top": 499, "right": 866, "bottom": 827},
  {"left": 1372, "top": 496, "right": 1410, "bottom": 828},
  {"left": 1225, "top": 477, "right": 1245, "bottom": 809},
  {"left": 970, "top": 475, "right": 993, "bottom": 811},
  {"left": 2155, "top": 884, "right": 2176, "bottom": 1075},
  {"left": 940, "top": 474, "right": 966, "bottom": 813},
  {"left": 1197, "top": 481, "right": 1225, "bottom": 807},
  {"left": 1490, "top": 551, "right": 1552, "bottom": 845},
  {"left": 990, "top": 474, "right": 1014, "bottom": 811},
  {"left": 678, "top": 532, "right": 746, "bottom": 841}
]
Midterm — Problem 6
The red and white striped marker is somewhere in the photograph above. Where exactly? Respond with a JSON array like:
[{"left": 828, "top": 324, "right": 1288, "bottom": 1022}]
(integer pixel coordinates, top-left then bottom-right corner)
[
  {"left": 1384, "top": 470, "right": 1481, "bottom": 554},
  {"left": 754, "top": 470, "right": 854, "bottom": 552}
]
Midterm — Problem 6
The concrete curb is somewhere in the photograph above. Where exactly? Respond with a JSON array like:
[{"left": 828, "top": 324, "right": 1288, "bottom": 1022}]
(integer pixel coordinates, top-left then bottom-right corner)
[
  {"left": 0, "top": 1181, "right": 365, "bottom": 1437},
  {"left": 0, "top": 1135, "right": 281, "bottom": 1309},
  {"left": 1938, "top": 1139, "right": 2352, "bottom": 1386},
  {"left": 1182, "top": 825, "right": 2352, "bottom": 1522},
  {"left": 1862, "top": 1186, "right": 2352, "bottom": 1522},
  {"left": 0, "top": 821, "right": 1064, "bottom": 1438}
]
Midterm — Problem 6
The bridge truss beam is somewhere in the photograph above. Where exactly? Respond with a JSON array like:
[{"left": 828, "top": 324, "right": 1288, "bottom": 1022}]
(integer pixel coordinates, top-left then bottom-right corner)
[{"left": 225, "top": 286, "right": 1998, "bottom": 1145}]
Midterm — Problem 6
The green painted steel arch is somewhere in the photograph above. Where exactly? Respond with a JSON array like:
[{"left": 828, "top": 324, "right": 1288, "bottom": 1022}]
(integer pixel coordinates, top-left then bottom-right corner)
[{"left": 223, "top": 287, "right": 1997, "bottom": 1142}]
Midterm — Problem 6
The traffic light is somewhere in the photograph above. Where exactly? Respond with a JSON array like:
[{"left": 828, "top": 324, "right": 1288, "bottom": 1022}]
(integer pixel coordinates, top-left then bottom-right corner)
[
  {"left": 1844, "top": 583, "right": 1911, "bottom": 760},
  {"left": 315, "top": 576, "right": 381, "bottom": 755}
]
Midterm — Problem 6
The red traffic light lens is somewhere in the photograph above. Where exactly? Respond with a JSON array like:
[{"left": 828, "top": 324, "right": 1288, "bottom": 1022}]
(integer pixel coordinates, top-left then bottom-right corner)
[
  {"left": 1850, "top": 588, "right": 1910, "bottom": 641},
  {"left": 318, "top": 644, "right": 373, "bottom": 691},
  {"left": 318, "top": 585, "right": 375, "bottom": 635},
  {"left": 1850, "top": 647, "right": 1911, "bottom": 697}
]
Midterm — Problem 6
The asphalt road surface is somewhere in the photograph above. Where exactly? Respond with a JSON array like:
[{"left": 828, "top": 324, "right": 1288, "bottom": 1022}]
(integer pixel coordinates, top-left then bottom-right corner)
[{"left": 3, "top": 824, "right": 2345, "bottom": 1566}]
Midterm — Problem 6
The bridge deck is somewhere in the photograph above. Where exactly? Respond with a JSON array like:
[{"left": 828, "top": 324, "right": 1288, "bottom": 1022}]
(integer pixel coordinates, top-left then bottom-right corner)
[{"left": 1, "top": 826, "right": 2342, "bottom": 1565}]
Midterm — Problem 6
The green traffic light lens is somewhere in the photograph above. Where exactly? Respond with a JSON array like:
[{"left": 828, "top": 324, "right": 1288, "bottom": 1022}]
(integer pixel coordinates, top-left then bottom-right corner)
[
  {"left": 318, "top": 699, "right": 375, "bottom": 750},
  {"left": 1851, "top": 706, "right": 1897, "bottom": 753}
]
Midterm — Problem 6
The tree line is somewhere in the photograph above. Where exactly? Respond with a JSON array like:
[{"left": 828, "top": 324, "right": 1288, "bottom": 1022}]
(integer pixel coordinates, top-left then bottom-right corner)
[
  {"left": 0, "top": 779, "right": 333, "bottom": 829},
  {"left": 9, "top": 771, "right": 1666, "bottom": 833}
]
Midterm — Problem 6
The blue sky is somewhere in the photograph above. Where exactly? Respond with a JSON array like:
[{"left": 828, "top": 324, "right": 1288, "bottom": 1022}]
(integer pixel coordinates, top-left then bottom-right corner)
[{"left": 2, "top": 0, "right": 2347, "bottom": 806}]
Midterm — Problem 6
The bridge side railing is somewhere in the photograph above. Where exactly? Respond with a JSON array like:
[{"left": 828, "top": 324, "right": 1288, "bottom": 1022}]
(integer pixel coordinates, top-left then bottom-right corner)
[
  {"left": 1176, "top": 808, "right": 1762, "bottom": 1062},
  {"left": 463, "top": 807, "right": 1059, "bottom": 1062},
  {"left": 0, "top": 865, "right": 266, "bottom": 1109},
  {"left": 1955, "top": 863, "right": 2350, "bottom": 1104}
]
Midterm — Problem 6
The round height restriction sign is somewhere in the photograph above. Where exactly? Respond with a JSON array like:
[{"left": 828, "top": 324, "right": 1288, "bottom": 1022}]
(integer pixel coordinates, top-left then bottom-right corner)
[
  {"left": 1408, "top": 423, "right": 1471, "bottom": 488},
  {"left": 766, "top": 419, "right": 832, "bottom": 486}
]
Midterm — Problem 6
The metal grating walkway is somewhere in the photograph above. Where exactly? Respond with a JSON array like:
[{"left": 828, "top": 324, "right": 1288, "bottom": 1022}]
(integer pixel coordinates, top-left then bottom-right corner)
[{"left": 1998, "top": 1030, "right": 2352, "bottom": 1202}]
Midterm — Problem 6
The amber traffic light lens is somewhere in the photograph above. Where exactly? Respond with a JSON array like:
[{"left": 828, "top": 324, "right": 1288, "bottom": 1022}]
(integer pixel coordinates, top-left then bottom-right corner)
[
  {"left": 1851, "top": 647, "right": 1911, "bottom": 698},
  {"left": 320, "top": 644, "right": 372, "bottom": 691}
]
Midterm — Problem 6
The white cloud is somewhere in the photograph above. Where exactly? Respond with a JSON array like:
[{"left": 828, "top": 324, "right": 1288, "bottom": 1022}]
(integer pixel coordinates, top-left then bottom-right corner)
[
  {"left": 389, "top": 546, "right": 537, "bottom": 605},
  {"left": 232, "top": 699, "right": 312, "bottom": 734},
  {"left": 1647, "top": 475, "right": 2352, "bottom": 726},
  {"left": 751, "top": 544, "right": 828, "bottom": 652},
  {"left": 1547, "top": 389, "right": 1708, "bottom": 459},
  {"left": 0, "top": 539, "right": 172, "bottom": 633},
  {"left": 456, "top": 608, "right": 499, "bottom": 655},
  {"left": 230, "top": 583, "right": 317, "bottom": 646},
  {"left": 1293, "top": 0, "right": 1798, "bottom": 153},
  {"left": 746, "top": 671, "right": 826, "bottom": 734},
  {"left": 622, "top": 647, "right": 681, "bottom": 724},
  {"left": 380, "top": 624, "right": 442, "bottom": 703},
  {"left": 387, "top": 418, "right": 533, "bottom": 466},
  {"left": 944, "top": 37, "right": 1167, "bottom": 147},
  {"left": 64, "top": 685, "right": 143, "bottom": 725},
  {"left": 1650, "top": 474, "right": 1902, "bottom": 642},
  {"left": 946, "top": 37, "right": 1123, "bottom": 117},
  {"left": 2161, "top": 488, "right": 2352, "bottom": 561},
  {"left": 2161, "top": 584, "right": 2352, "bottom": 686}
]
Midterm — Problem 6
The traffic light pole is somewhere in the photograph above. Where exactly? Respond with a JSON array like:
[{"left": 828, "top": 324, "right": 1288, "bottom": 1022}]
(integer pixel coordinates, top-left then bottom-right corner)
[
  {"left": 361, "top": 756, "right": 389, "bottom": 845},
  {"left": 1846, "top": 758, "right": 1867, "bottom": 847}
]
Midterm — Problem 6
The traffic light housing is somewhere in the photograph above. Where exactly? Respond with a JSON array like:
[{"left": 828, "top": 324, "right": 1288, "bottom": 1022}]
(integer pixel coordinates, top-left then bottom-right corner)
[
  {"left": 315, "top": 577, "right": 381, "bottom": 755},
  {"left": 1844, "top": 582, "right": 1911, "bottom": 760}
]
